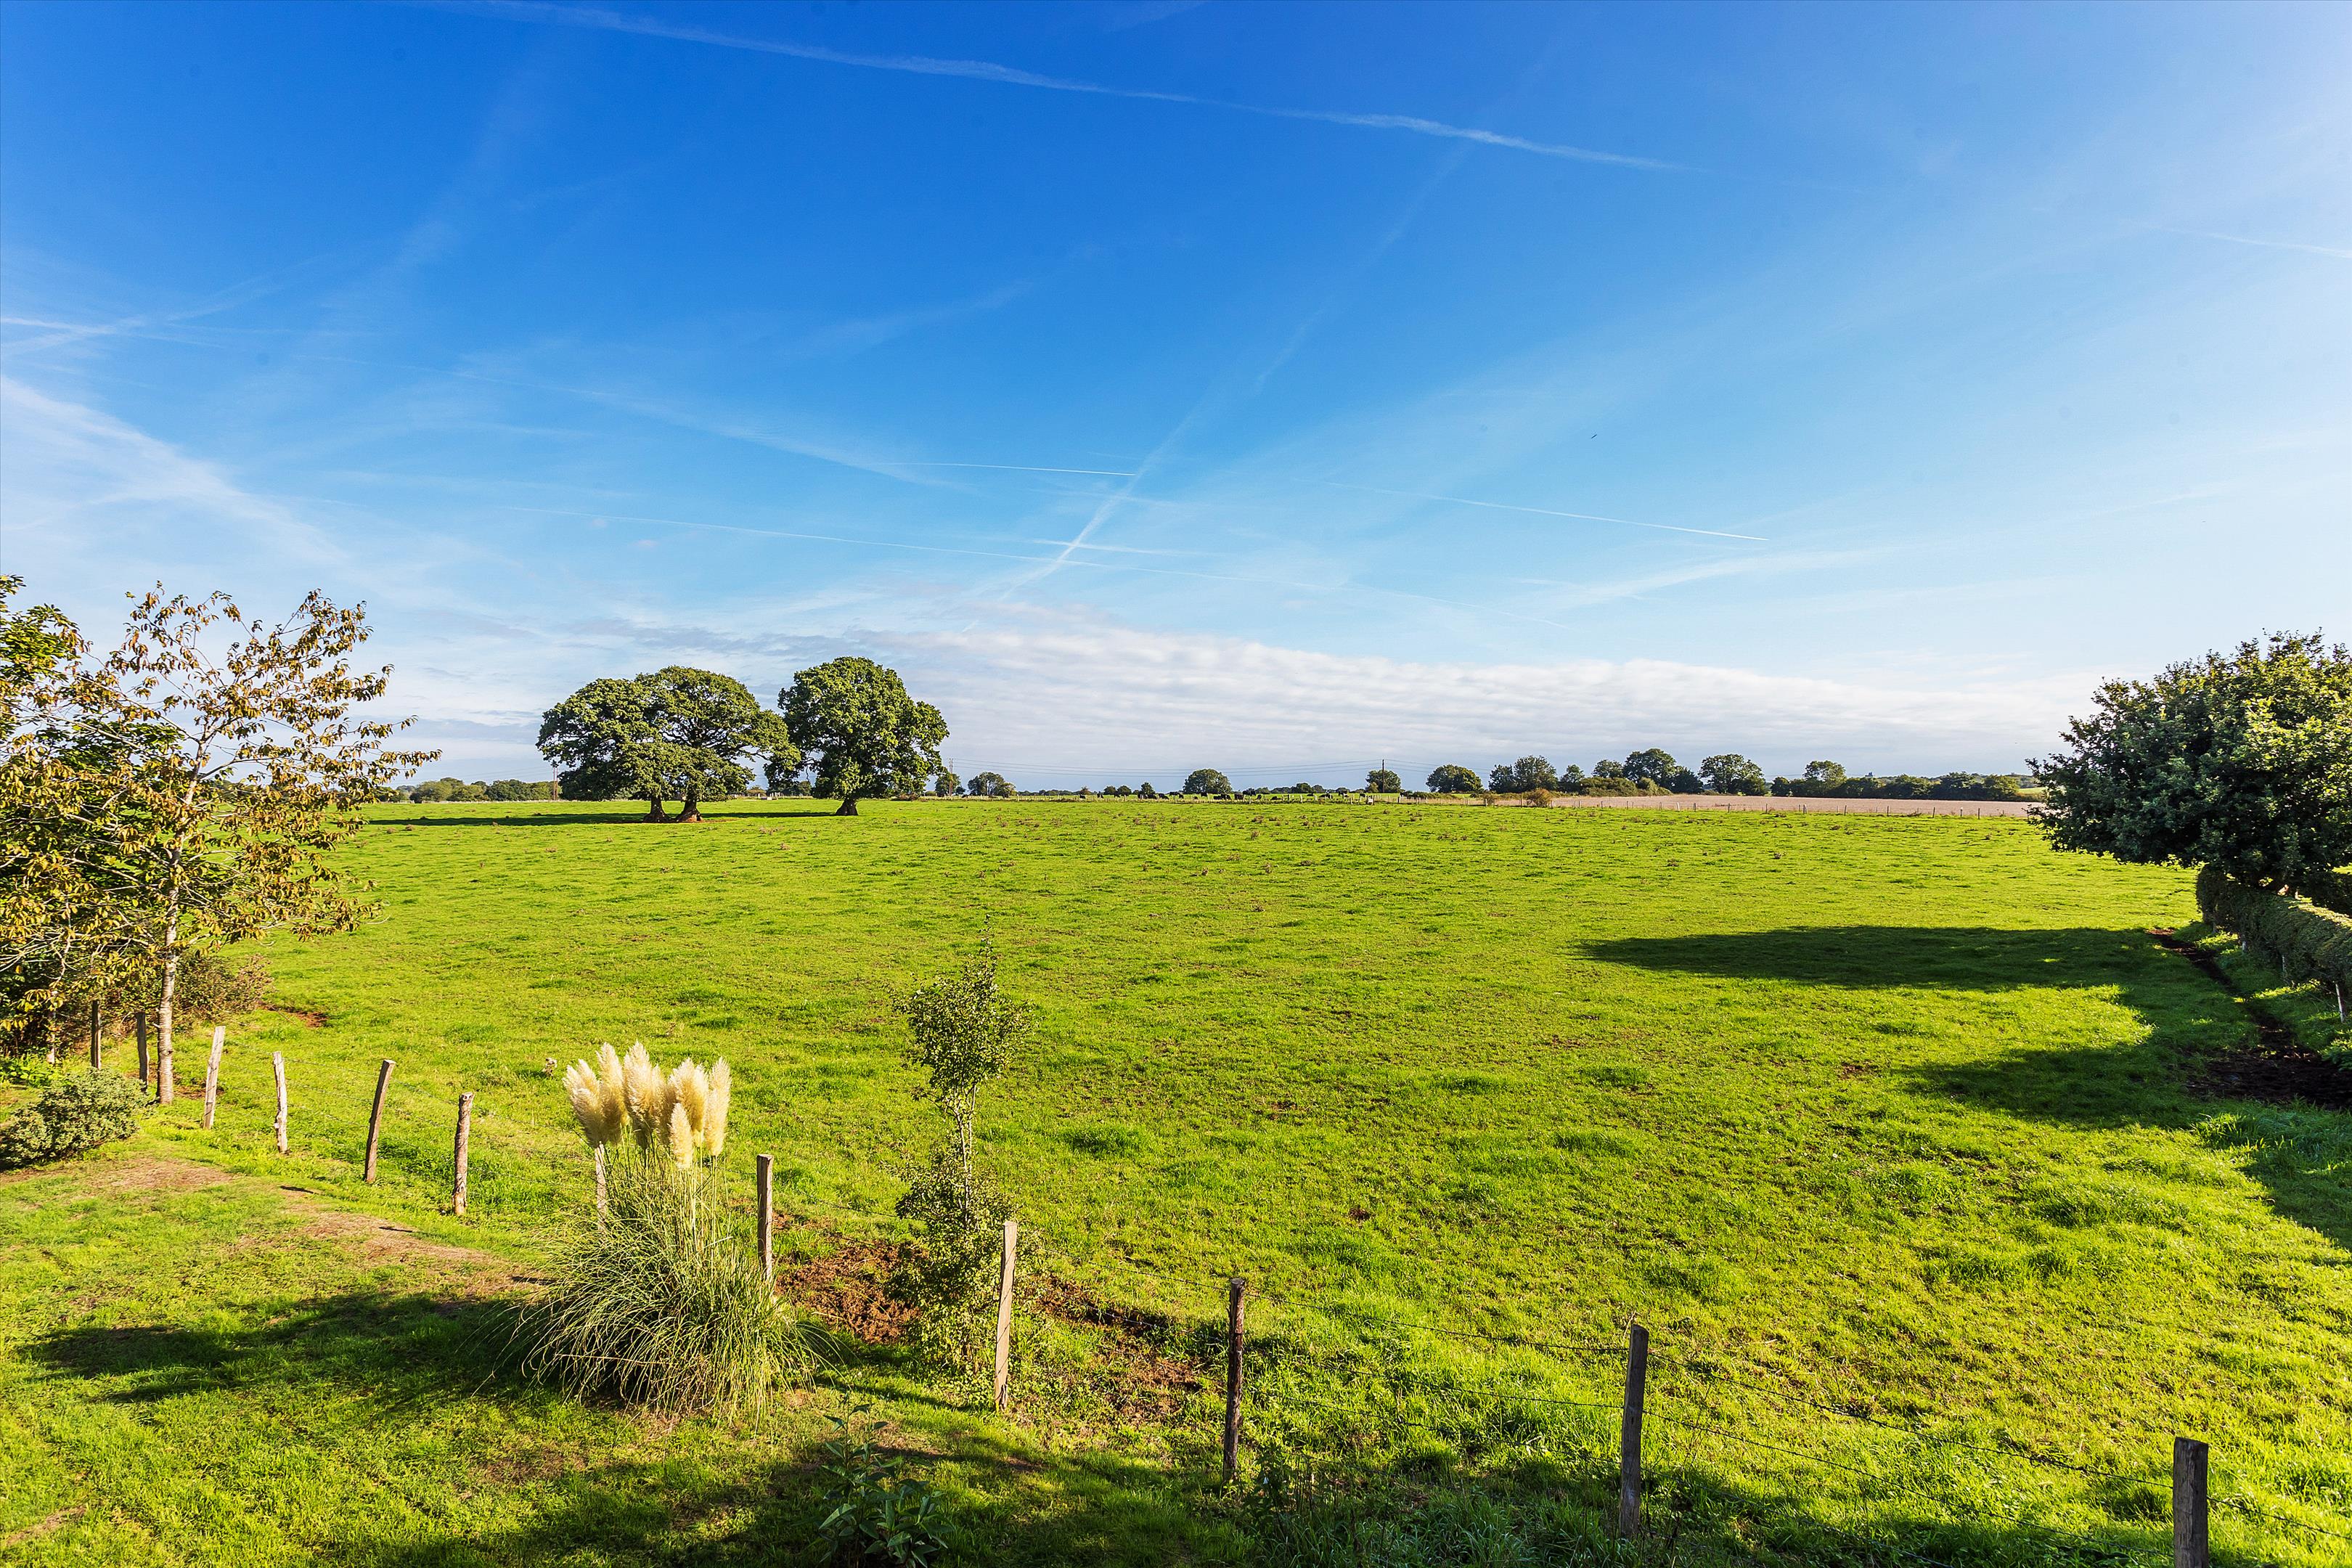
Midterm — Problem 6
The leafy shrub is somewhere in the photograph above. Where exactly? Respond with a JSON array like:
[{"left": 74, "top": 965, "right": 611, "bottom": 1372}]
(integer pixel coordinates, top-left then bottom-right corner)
[
  {"left": 0, "top": 1055, "right": 72, "bottom": 1089},
  {"left": 890, "top": 1142, "right": 1013, "bottom": 1365},
  {"left": 814, "top": 1416, "right": 949, "bottom": 1566},
  {"left": 0, "top": 1071, "right": 147, "bottom": 1169},
  {"left": 2197, "top": 865, "right": 2352, "bottom": 993}
]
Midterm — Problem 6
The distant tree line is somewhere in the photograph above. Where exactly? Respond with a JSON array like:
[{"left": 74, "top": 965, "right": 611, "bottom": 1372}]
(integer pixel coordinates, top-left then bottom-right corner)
[
  {"left": 401, "top": 777, "right": 555, "bottom": 803},
  {"left": 1410, "top": 751, "right": 2031, "bottom": 801},
  {"left": 1416, "top": 751, "right": 1768, "bottom": 796},
  {"left": 1769, "top": 761, "right": 2030, "bottom": 801}
]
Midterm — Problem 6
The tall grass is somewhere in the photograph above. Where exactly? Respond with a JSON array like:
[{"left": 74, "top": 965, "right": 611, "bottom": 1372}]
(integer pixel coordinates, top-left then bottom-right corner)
[{"left": 517, "top": 1151, "right": 811, "bottom": 1414}]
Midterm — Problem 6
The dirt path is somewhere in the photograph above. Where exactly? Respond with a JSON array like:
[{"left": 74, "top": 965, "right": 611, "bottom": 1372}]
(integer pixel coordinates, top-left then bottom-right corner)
[
  {"left": 2149, "top": 929, "right": 2352, "bottom": 1108},
  {"left": 1, "top": 1151, "right": 529, "bottom": 1290}
]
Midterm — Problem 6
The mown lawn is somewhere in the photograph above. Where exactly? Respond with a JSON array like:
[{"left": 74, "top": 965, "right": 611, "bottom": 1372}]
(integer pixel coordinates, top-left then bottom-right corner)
[{"left": 4, "top": 799, "right": 2348, "bottom": 1564}]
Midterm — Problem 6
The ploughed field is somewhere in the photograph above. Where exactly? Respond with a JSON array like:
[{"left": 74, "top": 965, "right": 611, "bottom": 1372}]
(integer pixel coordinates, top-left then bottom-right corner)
[{"left": 5, "top": 799, "right": 2348, "bottom": 1565}]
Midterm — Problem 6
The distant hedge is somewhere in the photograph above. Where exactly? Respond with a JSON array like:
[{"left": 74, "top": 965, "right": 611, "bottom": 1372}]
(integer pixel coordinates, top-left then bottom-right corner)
[
  {"left": 2296, "top": 865, "right": 2352, "bottom": 917},
  {"left": 2196, "top": 864, "right": 2352, "bottom": 993}
]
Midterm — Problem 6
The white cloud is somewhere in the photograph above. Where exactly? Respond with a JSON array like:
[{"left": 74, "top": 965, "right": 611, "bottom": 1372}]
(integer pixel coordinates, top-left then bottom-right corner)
[{"left": 839, "top": 611, "right": 2086, "bottom": 779}]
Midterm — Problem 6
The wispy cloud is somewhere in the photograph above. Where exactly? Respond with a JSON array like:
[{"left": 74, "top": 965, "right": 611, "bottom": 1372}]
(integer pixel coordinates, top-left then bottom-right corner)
[
  {"left": 1325, "top": 481, "right": 1770, "bottom": 542},
  {"left": 0, "top": 377, "right": 343, "bottom": 565},
  {"left": 455, "top": 1, "right": 1688, "bottom": 173}
]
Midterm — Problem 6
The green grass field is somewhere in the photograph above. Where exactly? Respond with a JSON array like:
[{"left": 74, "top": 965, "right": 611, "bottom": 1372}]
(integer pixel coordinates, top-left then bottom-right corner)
[{"left": 5, "top": 799, "right": 2348, "bottom": 1565}]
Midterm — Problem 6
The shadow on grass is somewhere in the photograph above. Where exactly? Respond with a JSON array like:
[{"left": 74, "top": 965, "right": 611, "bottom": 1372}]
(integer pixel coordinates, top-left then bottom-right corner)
[
  {"left": 1585, "top": 924, "right": 2173, "bottom": 997},
  {"left": 1210, "top": 1447, "right": 2180, "bottom": 1568},
  {"left": 20, "top": 1287, "right": 1226, "bottom": 1565},
  {"left": 23, "top": 1289, "right": 527, "bottom": 1415},
  {"left": 1588, "top": 924, "right": 2352, "bottom": 1253}
]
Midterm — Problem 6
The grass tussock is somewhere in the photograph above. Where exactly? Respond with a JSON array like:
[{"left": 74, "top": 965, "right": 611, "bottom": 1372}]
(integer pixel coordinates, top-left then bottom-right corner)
[{"left": 517, "top": 1152, "right": 812, "bottom": 1414}]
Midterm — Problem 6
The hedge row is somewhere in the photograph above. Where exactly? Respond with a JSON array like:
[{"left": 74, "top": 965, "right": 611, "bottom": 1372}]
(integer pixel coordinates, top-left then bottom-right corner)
[{"left": 2195, "top": 864, "right": 2352, "bottom": 994}]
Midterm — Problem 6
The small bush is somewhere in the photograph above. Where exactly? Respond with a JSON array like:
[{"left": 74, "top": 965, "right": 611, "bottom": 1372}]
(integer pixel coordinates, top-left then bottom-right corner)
[
  {"left": 888, "top": 950, "right": 1032, "bottom": 1366},
  {"left": 889, "top": 1142, "right": 1013, "bottom": 1367},
  {"left": 814, "top": 1415, "right": 950, "bottom": 1567},
  {"left": 0, "top": 1071, "right": 147, "bottom": 1169}
]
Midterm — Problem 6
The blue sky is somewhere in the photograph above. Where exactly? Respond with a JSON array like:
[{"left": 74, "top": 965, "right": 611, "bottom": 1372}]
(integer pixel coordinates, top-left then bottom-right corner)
[{"left": 4, "top": 1, "right": 2345, "bottom": 788}]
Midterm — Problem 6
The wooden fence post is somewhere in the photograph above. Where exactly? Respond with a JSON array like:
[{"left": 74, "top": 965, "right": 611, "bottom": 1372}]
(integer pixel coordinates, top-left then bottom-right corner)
[
  {"left": 363, "top": 1058, "right": 394, "bottom": 1183},
  {"left": 1620, "top": 1322, "right": 1649, "bottom": 1536},
  {"left": 452, "top": 1092, "right": 473, "bottom": 1215},
  {"left": 993, "top": 1218, "right": 1018, "bottom": 1410},
  {"left": 2173, "top": 1437, "right": 2208, "bottom": 1568},
  {"left": 202, "top": 1027, "right": 224, "bottom": 1130},
  {"left": 139, "top": 1013, "right": 152, "bottom": 1091},
  {"left": 1222, "top": 1277, "right": 1246, "bottom": 1486},
  {"left": 271, "top": 1053, "right": 288, "bottom": 1154},
  {"left": 756, "top": 1153, "right": 775, "bottom": 1283},
  {"left": 89, "top": 1001, "right": 102, "bottom": 1071}
]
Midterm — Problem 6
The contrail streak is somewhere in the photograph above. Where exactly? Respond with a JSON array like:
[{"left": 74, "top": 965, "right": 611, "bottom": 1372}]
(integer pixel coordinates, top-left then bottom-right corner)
[
  {"left": 1326, "top": 482, "right": 1768, "bottom": 542},
  {"left": 2144, "top": 224, "right": 2351, "bottom": 261},
  {"left": 456, "top": 1, "right": 1689, "bottom": 172},
  {"left": 901, "top": 462, "right": 1139, "bottom": 476}
]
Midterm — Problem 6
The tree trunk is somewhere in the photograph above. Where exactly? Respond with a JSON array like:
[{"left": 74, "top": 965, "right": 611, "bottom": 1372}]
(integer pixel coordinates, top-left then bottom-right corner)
[
  {"left": 680, "top": 783, "right": 702, "bottom": 824},
  {"left": 645, "top": 795, "right": 667, "bottom": 821},
  {"left": 836, "top": 796, "right": 859, "bottom": 816},
  {"left": 157, "top": 947, "right": 177, "bottom": 1103}
]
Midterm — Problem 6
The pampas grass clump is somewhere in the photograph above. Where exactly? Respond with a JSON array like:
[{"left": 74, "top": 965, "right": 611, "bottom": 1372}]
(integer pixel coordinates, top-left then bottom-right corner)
[{"left": 524, "top": 1044, "right": 804, "bottom": 1414}]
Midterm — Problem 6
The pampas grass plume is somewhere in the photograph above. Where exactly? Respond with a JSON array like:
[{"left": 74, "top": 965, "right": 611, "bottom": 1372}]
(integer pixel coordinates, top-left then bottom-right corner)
[
  {"left": 704, "top": 1060, "right": 731, "bottom": 1160},
  {"left": 621, "top": 1042, "right": 666, "bottom": 1148},
  {"left": 671, "top": 1059, "right": 709, "bottom": 1155}
]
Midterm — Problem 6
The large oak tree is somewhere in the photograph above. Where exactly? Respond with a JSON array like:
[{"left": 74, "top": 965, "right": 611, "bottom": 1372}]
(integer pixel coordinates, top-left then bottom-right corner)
[
  {"left": 539, "top": 666, "right": 795, "bottom": 822},
  {"left": 777, "top": 658, "right": 946, "bottom": 816}
]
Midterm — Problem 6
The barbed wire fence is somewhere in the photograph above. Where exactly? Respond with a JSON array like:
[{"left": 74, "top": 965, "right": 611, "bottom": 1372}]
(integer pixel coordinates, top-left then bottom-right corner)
[
  {"left": 969, "top": 1240, "right": 2352, "bottom": 1568},
  {"left": 114, "top": 1034, "right": 2352, "bottom": 1567}
]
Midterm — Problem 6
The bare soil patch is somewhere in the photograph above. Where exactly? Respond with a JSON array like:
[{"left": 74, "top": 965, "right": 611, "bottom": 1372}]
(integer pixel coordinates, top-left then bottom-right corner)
[
  {"left": 278, "top": 1189, "right": 529, "bottom": 1293},
  {"left": 780, "top": 1228, "right": 920, "bottom": 1344},
  {"left": 773, "top": 1218, "right": 1201, "bottom": 1415},
  {"left": 0, "top": 1150, "right": 236, "bottom": 1194},
  {"left": 1032, "top": 1275, "right": 1203, "bottom": 1417}
]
